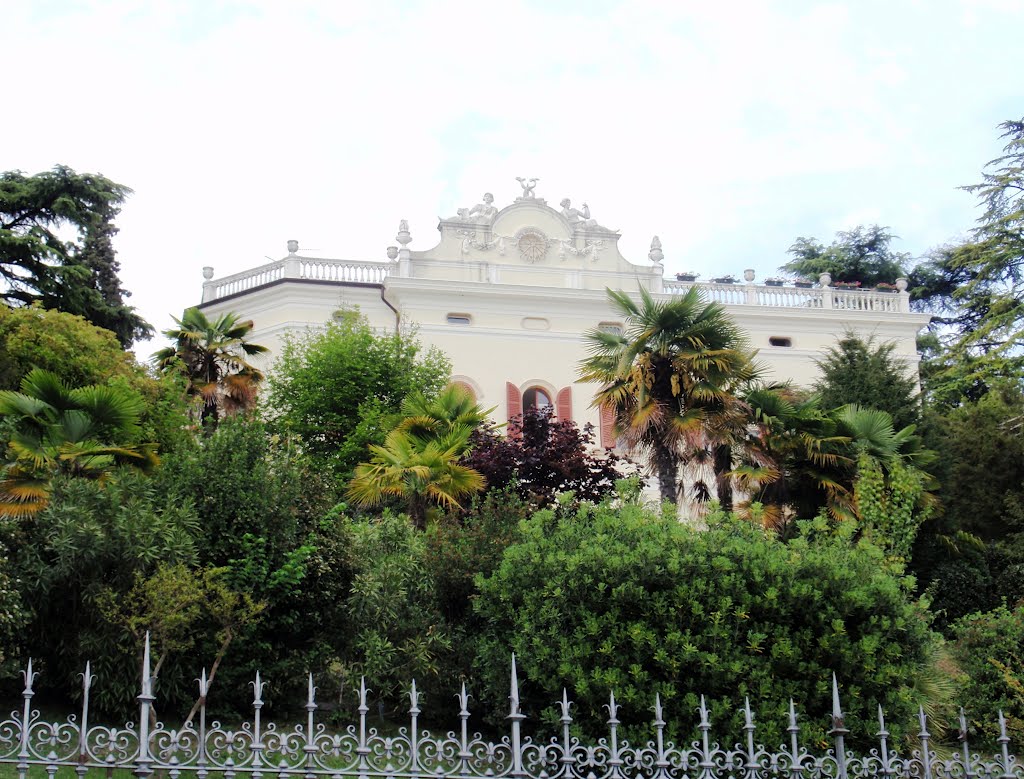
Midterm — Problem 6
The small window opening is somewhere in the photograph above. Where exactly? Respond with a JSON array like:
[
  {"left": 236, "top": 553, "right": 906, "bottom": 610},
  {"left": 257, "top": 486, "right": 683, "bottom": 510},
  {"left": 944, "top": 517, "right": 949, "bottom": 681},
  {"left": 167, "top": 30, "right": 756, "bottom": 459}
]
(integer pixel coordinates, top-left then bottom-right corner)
[
  {"left": 523, "top": 386, "right": 552, "bottom": 412},
  {"left": 446, "top": 313, "right": 472, "bottom": 325},
  {"left": 769, "top": 336, "right": 793, "bottom": 347}
]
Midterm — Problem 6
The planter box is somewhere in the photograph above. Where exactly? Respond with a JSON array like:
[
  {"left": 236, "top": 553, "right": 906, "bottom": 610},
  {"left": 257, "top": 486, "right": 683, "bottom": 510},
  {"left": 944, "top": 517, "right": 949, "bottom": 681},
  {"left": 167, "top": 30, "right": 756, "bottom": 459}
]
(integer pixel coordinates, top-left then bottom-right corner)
[
  {"left": 794, "top": 281, "right": 813, "bottom": 288},
  {"left": 874, "top": 288, "right": 897, "bottom": 293},
  {"left": 712, "top": 278, "right": 737, "bottom": 284},
  {"left": 765, "top": 280, "right": 784, "bottom": 287},
  {"left": 675, "top": 274, "right": 697, "bottom": 282}
]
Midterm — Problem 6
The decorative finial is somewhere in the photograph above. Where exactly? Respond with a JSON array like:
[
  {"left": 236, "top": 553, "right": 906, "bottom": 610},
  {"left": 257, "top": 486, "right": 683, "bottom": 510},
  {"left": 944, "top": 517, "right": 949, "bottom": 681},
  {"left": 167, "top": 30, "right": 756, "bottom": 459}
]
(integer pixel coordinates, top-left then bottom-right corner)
[
  {"left": 198, "top": 668, "right": 209, "bottom": 698},
  {"left": 648, "top": 236, "right": 664, "bottom": 264},
  {"left": 287, "top": 239, "right": 299, "bottom": 254},
  {"left": 251, "top": 670, "right": 266, "bottom": 706},
  {"left": 819, "top": 272, "right": 832, "bottom": 287},
  {"left": 515, "top": 177, "right": 539, "bottom": 200},
  {"left": 141, "top": 632, "right": 152, "bottom": 697},
  {"left": 307, "top": 673, "right": 316, "bottom": 708},
  {"left": 509, "top": 653, "right": 520, "bottom": 715},
  {"left": 396, "top": 220, "right": 412, "bottom": 246},
  {"left": 202, "top": 266, "right": 214, "bottom": 280},
  {"left": 744, "top": 268, "right": 756, "bottom": 283},
  {"left": 386, "top": 246, "right": 398, "bottom": 260}
]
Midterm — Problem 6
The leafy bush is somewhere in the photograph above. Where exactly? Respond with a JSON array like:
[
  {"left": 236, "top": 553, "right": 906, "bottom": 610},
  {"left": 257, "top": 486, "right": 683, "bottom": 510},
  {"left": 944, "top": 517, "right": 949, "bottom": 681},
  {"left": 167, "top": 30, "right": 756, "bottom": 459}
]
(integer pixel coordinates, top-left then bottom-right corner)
[
  {"left": 951, "top": 604, "right": 1024, "bottom": 745},
  {"left": 473, "top": 502, "right": 936, "bottom": 746},
  {"left": 461, "top": 408, "right": 629, "bottom": 508},
  {"left": 266, "top": 314, "right": 451, "bottom": 479}
]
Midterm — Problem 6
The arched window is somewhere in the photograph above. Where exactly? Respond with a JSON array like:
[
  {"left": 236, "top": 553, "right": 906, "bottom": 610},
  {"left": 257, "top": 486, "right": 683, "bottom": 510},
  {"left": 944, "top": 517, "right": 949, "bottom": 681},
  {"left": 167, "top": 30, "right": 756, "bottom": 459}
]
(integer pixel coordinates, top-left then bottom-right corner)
[{"left": 523, "top": 386, "right": 552, "bottom": 412}]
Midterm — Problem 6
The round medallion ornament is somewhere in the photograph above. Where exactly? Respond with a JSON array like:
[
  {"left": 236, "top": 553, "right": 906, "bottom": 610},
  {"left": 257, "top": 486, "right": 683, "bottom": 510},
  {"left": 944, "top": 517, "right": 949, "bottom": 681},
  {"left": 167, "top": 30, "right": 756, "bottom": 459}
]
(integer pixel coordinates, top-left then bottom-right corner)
[{"left": 516, "top": 229, "right": 548, "bottom": 263}]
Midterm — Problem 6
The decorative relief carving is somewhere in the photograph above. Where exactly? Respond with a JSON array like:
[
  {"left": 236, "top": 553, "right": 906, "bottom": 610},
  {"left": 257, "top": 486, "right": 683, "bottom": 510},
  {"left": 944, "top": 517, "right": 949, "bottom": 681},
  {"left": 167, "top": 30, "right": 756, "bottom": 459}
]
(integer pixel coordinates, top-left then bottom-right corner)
[
  {"left": 516, "top": 229, "right": 549, "bottom": 263},
  {"left": 557, "top": 238, "right": 604, "bottom": 262},
  {"left": 456, "top": 229, "right": 507, "bottom": 255}
]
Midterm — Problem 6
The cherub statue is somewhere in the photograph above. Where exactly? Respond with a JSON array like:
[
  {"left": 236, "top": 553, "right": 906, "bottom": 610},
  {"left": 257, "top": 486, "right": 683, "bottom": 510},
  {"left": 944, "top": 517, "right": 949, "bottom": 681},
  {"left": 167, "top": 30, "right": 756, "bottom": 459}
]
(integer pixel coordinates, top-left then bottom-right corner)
[{"left": 516, "top": 177, "right": 539, "bottom": 199}]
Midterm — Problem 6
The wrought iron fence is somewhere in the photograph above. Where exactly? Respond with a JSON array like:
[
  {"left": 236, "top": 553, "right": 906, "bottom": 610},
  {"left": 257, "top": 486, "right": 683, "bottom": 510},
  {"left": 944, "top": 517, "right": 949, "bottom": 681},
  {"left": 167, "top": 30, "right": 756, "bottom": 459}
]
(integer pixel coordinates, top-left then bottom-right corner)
[{"left": 2, "top": 635, "right": 1020, "bottom": 779}]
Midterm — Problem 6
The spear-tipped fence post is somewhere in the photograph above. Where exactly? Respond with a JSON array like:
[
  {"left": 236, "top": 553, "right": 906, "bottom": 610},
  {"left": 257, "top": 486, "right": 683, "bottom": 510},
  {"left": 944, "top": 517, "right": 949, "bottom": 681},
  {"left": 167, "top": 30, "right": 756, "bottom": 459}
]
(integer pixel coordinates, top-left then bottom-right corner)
[
  {"left": 196, "top": 670, "right": 209, "bottom": 779},
  {"left": 17, "top": 658, "right": 38, "bottom": 779},
  {"left": 508, "top": 655, "right": 526, "bottom": 779},
  {"left": 250, "top": 671, "right": 266, "bottom": 779},
  {"left": 76, "top": 662, "right": 94, "bottom": 779},
  {"left": 876, "top": 705, "right": 894, "bottom": 779},
  {"left": 304, "top": 674, "right": 317, "bottom": 779},
  {"left": 606, "top": 691, "right": 623, "bottom": 779},
  {"left": 997, "top": 711, "right": 1015, "bottom": 779},
  {"left": 408, "top": 680, "right": 421, "bottom": 779},
  {"left": 559, "top": 689, "right": 576, "bottom": 776},
  {"left": 787, "top": 699, "right": 805, "bottom": 779},
  {"left": 958, "top": 708, "right": 977, "bottom": 779},
  {"left": 698, "top": 695, "right": 714, "bottom": 779},
  {"left": 357, "top": 678, "right": 370, "bottom": 779},
  {"left": 829, "top": 676, "right": 849, "bottom": 779},
  {"left": 742, "top": 698, "right": 758, "bottom": 779},
  {"left": 456, "top": 682, "right": 471, "bottom": 779},
  {"left": 653, "top": 694, "right": 670, "bottom": 779},
  {"left": 916, "top": 707, "right": 932, "bottom": 779},
  {"left": 135, "top": 634, "right": 155, "bottom": 779}
]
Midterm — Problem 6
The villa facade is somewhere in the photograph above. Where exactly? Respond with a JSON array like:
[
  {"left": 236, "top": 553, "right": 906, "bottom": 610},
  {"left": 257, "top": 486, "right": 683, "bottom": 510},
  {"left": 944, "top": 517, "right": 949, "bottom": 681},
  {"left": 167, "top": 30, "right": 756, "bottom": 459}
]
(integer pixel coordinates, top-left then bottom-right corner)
[{"left": 196, "top": 180, "right": 930, "bottom": 444}]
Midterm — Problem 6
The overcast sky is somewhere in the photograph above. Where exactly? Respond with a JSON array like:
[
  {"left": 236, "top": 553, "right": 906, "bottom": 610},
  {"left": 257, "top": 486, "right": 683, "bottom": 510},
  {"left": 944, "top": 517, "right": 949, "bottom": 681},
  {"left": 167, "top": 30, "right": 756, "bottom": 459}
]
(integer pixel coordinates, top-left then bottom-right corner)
[{"left": 3, "top": 0, "right": 1022, "bottom": 359}]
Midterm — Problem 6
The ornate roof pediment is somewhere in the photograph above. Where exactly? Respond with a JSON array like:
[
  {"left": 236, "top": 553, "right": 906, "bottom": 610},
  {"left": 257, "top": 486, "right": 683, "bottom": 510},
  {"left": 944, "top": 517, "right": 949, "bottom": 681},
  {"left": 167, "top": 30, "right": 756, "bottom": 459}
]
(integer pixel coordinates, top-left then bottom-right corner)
[{"left": 422, "top": 179, "right": 628, "bottom": 273}]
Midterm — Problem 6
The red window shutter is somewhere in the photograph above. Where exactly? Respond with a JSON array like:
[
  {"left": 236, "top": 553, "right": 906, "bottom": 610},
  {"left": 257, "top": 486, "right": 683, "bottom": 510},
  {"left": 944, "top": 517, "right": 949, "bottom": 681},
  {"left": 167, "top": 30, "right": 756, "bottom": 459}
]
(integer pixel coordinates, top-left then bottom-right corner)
[
  {"left": 599, "top": 403, "right": 616, "bottom": 449},
  {"left": 556, "top": 386, "right": 572, "bottom": 421},
  {"left": 506, "top": 382, "right": 522, "bottom": 421}
]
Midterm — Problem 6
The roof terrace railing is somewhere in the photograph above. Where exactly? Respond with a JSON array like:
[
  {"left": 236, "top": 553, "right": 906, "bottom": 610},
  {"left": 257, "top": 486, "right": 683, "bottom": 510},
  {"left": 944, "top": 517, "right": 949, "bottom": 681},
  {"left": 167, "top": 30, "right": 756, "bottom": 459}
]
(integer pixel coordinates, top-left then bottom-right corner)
[{"left": 201, "top": 258, "right": 912, "bottom": 314}]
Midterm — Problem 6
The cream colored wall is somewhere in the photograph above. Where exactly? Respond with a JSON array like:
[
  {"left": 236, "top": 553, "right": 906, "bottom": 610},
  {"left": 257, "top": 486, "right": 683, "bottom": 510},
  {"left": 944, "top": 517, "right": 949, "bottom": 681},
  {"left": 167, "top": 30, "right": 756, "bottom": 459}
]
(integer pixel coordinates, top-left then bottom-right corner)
[
  {"left": 202, "top": 276, "right": 925, "bottom": 436},
  {"left": 198, "top": 195, "right": 927, "bottom": 433}
]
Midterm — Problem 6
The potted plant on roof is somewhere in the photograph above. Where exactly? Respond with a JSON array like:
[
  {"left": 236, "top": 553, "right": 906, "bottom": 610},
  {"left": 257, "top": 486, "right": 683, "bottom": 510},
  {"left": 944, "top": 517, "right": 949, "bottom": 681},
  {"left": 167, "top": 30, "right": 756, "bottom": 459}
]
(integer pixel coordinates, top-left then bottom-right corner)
[
  {"left": 675, "top": 271, "right": 700, "bottom": 282},
  {"left": 793, "top": 278, "right": 814, "bottom": 288},
  {"left": 874, "top": 282, "right": 898, "bottom": 293},
  {"left": 712, "top": 274, "right": 737, "bottom": 284},
  {"left": 833, "top": 280, "right": 862, "bottom": 290},
  {"left": 764, "top": 276, "right": 787, "bottom": 287}
]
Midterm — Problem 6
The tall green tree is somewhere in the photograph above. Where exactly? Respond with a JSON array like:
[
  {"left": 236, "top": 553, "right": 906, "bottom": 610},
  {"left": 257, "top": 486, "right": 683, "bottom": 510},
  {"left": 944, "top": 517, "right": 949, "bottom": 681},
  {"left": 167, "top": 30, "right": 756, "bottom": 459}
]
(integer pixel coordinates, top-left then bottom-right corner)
[
  {"left": 578, "top": 287, "right": 757, "bottom": 505},
  {"left": 266, "top": 312, "right": 450, "bottom": 479},
  {"left": 814, "top": 333, "right": 920, "bottom": 429},
  {"left": 0, "top": 166, "right": 151, "bottom": 347},
  {"left": 154, "top": 307, "right": 268, "bottom": 429},
  {"left": 922, "top": 118, "right": 1024, "bottom": 404},
  {"left": 780, "top": 225, "right": 910, "bottom": 287},
  {"left": 0, "top": 369, "right": 158, "bottom": 518}
]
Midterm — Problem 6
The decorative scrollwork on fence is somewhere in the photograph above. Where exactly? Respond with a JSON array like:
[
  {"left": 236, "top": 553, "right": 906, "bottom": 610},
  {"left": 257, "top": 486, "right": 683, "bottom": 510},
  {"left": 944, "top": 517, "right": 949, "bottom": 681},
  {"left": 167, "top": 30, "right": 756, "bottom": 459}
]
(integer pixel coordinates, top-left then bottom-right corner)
[{"left": 2, "top": 636, "right": 1021, "bottom": 779}]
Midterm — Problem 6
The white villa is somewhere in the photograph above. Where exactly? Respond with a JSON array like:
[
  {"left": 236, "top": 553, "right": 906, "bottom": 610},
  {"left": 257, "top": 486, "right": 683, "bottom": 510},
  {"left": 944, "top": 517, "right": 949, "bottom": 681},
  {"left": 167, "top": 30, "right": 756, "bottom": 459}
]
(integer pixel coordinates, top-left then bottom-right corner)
[{"left": 197, "top": 180, "right": 929, "bottom": 446}]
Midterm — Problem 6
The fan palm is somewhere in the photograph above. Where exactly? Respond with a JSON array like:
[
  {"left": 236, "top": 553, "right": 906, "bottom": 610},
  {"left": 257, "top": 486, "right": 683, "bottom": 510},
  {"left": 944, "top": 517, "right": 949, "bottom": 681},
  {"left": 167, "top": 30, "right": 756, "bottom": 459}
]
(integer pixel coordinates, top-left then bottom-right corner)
[
  {"left": 0, "top": 369, "right": 158, "bottom": 518},
  {"left": 396, "top": 383, "right": 494, "bottom": 443},
  {"left": 153, "top": 308, "right": 267, "bottom": 428},
  {"left": 346, "top": 427, "right": 485, "bottom": 530},
  {"left": 579, "top": 287, "right": 758, "bottom": 505}
]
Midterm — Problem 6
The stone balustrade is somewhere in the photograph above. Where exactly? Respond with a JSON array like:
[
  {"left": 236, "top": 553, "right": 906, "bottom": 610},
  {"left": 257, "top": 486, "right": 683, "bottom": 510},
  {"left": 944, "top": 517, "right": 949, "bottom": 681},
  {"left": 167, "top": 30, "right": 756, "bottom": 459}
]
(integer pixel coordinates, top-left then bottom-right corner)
[{"left": 202, "top": 258, "right": 912, "bottom": 313}]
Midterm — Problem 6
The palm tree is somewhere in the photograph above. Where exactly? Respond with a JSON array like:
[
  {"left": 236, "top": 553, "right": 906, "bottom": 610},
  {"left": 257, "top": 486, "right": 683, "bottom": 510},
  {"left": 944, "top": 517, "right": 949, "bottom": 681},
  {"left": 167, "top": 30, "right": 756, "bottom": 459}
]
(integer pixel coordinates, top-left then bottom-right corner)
[
  {"left": 579, "top": 287, "right": 758, "bottom": 506},
  {"left": 153, "top": 308, "right": 268, "bottom": 428},
  {"left": 0, "top": 369, "right": 158, "bottom": 518},
  {"left": 346, "top": 427, "right": 485, "bottom": 530},
  {"left": 396, "top": 383, "right": 494, "bottom": 442}
]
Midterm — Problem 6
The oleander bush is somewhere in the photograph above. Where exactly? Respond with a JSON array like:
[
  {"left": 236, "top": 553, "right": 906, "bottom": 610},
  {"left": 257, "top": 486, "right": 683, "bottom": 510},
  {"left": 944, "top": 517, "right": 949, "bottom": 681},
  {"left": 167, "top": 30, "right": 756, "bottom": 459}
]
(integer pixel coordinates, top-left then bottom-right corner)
[{"left": 473, "top": 498, "right": 937, "bottom": 746}]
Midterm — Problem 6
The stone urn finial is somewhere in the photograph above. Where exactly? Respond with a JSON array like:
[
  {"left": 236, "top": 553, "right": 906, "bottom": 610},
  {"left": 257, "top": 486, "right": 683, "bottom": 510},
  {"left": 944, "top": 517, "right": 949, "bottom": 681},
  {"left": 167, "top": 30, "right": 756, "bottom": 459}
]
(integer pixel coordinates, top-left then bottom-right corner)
[
  {"left": 396, "top": 220, "right": 412, "bottom": 246},
  {"left": 819, "top": 272, "right": 832, "bottom": 287},
  {"left": 202, "top": 266, "right": 214, "bottom": 280},
  {"left": 896, "top": 277, "right": 908, "bottom": 292},
  {"left": 287, "top": 239, "right": 299, "bottom": 254},
  {"left": 743, "top": 268, "right": 755, "bottom": 283},
  {"left": 386, "top": 246, "right": 399, "bottom": 261},
  {"left": 648, "top": 236, "right": 664, "bottom": 264}
]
